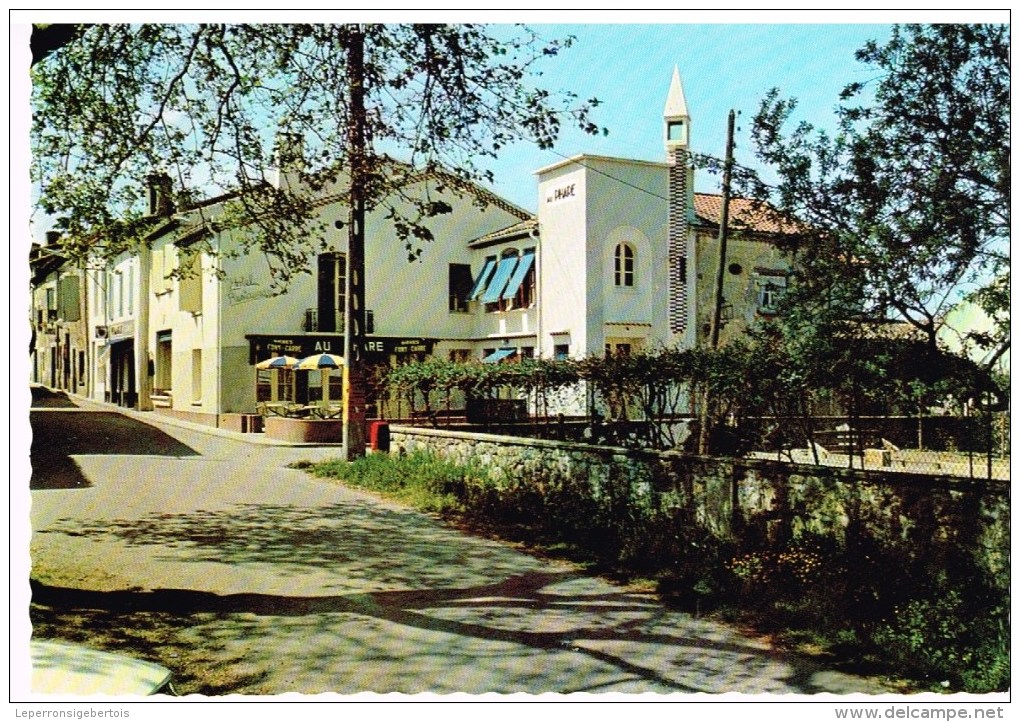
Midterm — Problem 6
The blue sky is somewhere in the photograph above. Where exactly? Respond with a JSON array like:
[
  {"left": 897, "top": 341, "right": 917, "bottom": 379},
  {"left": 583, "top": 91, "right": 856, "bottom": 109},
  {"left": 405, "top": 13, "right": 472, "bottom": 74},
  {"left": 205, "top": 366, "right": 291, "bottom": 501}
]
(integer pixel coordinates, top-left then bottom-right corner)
[
  {"left": 480, "top": 21, "right": 897, "bottom": 210},
  {"left": 13, "top": 10, "right": 1008, "bottom": 238}
]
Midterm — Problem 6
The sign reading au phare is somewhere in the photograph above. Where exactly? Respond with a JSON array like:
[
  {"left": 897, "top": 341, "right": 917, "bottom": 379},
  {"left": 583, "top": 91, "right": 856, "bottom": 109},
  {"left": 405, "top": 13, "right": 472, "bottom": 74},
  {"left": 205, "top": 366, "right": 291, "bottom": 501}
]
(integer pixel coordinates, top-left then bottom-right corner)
[{"left": 246, "top": 335, "right": 435, "bottom": 364}]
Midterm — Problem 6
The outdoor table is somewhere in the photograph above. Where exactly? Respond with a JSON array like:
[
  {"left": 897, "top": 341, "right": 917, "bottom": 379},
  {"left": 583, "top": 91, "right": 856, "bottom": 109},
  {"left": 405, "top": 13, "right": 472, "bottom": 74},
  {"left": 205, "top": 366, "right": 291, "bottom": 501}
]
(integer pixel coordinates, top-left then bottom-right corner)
[
  {"left": 305, "top": 404, "right": 343, "bottom": 419},
  {"left": 259, "top": 402, "right": 306, "bottom": 417}
]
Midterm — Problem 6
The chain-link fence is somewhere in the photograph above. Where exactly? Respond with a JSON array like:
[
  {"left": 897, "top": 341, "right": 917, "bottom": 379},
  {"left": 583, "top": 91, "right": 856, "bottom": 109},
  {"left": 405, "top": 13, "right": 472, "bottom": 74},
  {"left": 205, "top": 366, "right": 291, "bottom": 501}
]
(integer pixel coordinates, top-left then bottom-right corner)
[
  {"left": 745, "top": 411, "right": 1009, "bottom": 480},
  {"left": 379, "top": 352, "right": 1009, "bottom": 481}
]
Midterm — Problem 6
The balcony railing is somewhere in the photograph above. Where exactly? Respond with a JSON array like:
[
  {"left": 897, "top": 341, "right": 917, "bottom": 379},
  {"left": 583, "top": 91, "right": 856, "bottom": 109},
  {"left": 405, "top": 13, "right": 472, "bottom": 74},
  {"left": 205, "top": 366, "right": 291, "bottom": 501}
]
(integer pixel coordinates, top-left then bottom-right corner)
[
  {"left": 305, "top": 309, "right": 373, "bottom": 334},
  {"left": 304, "top": 309, "right": 347, "bottom": 333}
]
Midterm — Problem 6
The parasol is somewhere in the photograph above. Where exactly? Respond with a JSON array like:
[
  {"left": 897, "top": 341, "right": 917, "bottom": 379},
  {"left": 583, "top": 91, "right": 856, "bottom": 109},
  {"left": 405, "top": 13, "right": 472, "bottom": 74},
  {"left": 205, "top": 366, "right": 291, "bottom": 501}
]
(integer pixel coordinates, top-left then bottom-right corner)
[{"left": 296, "top": 354, "right": 345, "bottom": 408}]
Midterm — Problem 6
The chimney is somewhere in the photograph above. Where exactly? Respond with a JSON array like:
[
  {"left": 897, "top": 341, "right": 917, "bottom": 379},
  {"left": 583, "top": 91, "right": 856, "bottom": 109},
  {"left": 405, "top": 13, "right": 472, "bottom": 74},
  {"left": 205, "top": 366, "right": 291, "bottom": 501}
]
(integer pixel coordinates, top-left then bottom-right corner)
[
  {"left": 270, "top": 129, "right": 305, "bottom": 190},
  {"left": 45, "top": 231, "right": 61, "bottom": 246},
  {"left": 146, "top": 173, "right": 174, "bottom": 217}
]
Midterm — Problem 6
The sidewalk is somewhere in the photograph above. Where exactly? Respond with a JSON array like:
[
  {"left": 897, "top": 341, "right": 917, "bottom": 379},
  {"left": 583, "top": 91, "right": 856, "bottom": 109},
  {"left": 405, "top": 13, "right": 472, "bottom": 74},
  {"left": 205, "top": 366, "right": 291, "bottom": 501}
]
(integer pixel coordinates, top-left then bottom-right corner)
[{"left": 31, "top": 384, "right": 344, "bottom": 448}]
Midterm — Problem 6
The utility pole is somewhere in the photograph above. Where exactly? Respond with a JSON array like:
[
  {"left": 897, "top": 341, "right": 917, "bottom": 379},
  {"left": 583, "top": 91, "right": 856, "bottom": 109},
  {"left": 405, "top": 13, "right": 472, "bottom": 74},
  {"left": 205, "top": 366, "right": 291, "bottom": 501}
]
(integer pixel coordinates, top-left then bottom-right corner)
[
  {"left": 342, "top": 25, "right": 368, "bottom": 460},
  {"left": 698, "top": 109, "right": 736, "bottom": 454},
  {"left": 710, "top": 109, "right": 736, "bottom": 349}
]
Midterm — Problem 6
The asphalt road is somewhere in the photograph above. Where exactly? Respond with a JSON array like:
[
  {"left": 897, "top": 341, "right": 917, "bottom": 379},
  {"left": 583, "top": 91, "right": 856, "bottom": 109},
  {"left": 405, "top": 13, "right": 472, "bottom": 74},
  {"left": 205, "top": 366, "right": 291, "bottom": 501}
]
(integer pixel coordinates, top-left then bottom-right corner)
[{"left": 24, "top": 391, "right": 895, "bottom": 697}]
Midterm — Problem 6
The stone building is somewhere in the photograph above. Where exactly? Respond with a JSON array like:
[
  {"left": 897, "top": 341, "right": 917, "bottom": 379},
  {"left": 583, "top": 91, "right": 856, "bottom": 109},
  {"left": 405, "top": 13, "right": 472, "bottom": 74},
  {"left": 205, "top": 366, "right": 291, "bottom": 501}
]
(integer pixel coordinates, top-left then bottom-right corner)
[{"left": 691, "top": 194, "right": 796, "bottom": 347}]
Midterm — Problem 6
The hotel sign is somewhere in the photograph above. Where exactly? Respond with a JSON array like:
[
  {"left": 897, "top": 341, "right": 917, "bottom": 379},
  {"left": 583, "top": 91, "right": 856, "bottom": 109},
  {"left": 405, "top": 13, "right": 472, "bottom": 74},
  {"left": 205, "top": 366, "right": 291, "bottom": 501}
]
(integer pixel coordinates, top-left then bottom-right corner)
[
  {"left": 247, "top": 335, "right": 435, "bottom": 364},
  {"left": 545, "top": 181, "right": 578, "bottom": 205}
]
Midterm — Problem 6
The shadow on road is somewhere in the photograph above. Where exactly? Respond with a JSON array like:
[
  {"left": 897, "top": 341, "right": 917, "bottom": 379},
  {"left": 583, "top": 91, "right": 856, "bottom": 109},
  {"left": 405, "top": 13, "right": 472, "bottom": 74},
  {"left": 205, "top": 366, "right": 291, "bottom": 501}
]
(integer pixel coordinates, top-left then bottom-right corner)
[
  {"left": 29, "top": 576, "right": 840, "bottom": 695},
  {"left": 30, "top": 387, "right": 80, "bottom": 408},
  {"left": 37, "top": 501, "right": 557, "bottom": 588},
  {"left": 30, "top": 410, "right": 200, "bottom": 490},
  {"left": 29, "top": 499, "right": 876, "bottom": 695}
]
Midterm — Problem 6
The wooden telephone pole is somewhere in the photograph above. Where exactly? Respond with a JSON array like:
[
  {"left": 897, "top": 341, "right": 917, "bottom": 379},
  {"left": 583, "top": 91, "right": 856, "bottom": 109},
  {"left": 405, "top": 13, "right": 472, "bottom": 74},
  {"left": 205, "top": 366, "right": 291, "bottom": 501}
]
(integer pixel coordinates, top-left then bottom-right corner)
[
  {"left": 710, "top": 109, "right": 736, "bottom": 349},
  {"left": 698, "top": 109, "right": 736, "bottom": 454},
  {"left": 342, "top": 26, "right": 368, "bottom": 460}
]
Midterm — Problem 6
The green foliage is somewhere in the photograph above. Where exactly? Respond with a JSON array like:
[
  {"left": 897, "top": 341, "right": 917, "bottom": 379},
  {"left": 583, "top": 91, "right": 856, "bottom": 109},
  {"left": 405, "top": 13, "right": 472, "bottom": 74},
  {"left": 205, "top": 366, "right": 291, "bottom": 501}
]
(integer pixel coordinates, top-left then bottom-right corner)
[
  {"left": 31, "top": 23, "right": 605, "bottom": 276},
  {"left": 723, "top": 537, "right": 851, "bottom": 631},
  {"left": 722, "top": 531, "right": 1011, "bottom": 693},
  {"left": 307, "top": 450, "right": 1008, "bottom": 691},
  {"left": 311, "top": 449, "right": 489, "bottom": 513},
  {"left": 575, "top": 348, "right": 698, "bottom": 448},
  {"left": 384, "top": 336, "right": 996, "bottom": 454},
  {"left": 744, "top": 24, "right": 1010, "bottom": 350},
  {"left": 385, "top": 356, "right": 581, "bottom": 428},
  {"left": 870, "top": 592, "right": 1010, "bottom": 692}
]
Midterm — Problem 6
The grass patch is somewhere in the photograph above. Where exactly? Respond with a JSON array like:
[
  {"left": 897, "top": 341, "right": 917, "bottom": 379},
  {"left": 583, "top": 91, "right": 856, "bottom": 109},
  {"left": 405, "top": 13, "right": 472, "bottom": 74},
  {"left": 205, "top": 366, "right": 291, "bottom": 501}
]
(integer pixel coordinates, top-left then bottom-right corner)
[{"left": 310, "top": 451, "right": 478, "bottom": 514}]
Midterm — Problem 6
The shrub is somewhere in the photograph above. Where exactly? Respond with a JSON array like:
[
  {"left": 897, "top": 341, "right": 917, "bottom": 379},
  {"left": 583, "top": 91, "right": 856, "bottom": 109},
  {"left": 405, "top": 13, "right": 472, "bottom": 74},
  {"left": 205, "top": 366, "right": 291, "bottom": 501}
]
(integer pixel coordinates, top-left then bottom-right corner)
[{"left": 869, "top": 591, "right": 1010, "bottom": 692}]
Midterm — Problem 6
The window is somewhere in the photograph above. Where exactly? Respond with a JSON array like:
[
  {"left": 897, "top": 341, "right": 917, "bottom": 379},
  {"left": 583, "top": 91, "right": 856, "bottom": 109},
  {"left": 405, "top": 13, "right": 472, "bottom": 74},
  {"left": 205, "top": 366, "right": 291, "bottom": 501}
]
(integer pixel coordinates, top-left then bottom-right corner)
[
  {"left": 756, "top": 275, "right": 787, "bottom": 315},
  {"left": 256, "top": 366, "right": 295, "bottom": 403},
  {"left": 93, "top": 273, "right": 105, "bottom": 318},
  {"left": 59, "top": 276, "right": 80, "bottom": 321},
  {"left": 468, "top": 248, "right": 535, "bottom": 311},
  {"left": 482, "top": 250, "right": 520, "bottom": 311},
  {"left": 502, "top": 249, "right": 536, "bottom": 309},
  {"left": 667, "top": 120, "right": 686, "bottom": 143},
  {"left": 191, "top": 349, "right": 202, "bottom": 404},
  {"left": 179, "top": 252, "right": 203, "bottom": 314},
  {"left": 317, "top": 253, "right": 346, "bottom": 332},
  {"left": 614, "top": 243, "right": 635, "bottom": 287},
  {"left": 126, "top": 264, "right": 134, "bottom": 315},
  {"left": 155, "top": 331, "right": 172, "bottom": 394},
  {"left": 554, "top": 344, "right": 569, "bottom": 360},
  {"left": 449, "top": 349, "right": 471, "bottom": 363},
  {"left": 448, "top": 263, "right": 473, "bottom": 312}
]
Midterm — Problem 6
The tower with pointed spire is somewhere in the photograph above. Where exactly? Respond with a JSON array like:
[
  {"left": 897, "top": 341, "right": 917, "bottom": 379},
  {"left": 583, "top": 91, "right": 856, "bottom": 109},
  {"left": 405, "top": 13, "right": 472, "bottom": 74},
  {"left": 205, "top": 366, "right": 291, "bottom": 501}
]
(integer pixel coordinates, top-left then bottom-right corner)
[{"left": 664, "top": 66, "right": 694, "bottom": 344}]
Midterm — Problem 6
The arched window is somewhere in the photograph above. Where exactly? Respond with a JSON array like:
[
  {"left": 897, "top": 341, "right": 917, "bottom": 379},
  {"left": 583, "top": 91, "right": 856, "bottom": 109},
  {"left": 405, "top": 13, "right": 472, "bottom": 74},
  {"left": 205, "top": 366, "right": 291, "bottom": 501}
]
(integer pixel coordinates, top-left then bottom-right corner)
[{"left": 614, "top": 243, "right": 635, "bottom": 287}]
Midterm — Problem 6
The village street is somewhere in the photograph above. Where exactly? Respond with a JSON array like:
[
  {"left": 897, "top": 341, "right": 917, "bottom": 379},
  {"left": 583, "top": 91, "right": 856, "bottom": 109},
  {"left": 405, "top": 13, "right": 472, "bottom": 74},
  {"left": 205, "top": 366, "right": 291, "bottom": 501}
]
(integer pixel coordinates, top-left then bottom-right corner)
[{"left": 25, "top": 391, "right": 895, "bottom": 697}]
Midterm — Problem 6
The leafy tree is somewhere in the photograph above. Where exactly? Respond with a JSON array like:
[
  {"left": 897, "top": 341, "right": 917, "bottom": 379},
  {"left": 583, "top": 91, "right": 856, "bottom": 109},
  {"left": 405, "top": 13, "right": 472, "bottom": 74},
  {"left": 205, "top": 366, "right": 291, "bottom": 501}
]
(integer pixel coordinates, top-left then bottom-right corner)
[
  {"left": 744, "top": 24, "right": 1009, "bottom": 355},
  {"left": 30, "top": 23, "right": 604, "bottom": 279}
]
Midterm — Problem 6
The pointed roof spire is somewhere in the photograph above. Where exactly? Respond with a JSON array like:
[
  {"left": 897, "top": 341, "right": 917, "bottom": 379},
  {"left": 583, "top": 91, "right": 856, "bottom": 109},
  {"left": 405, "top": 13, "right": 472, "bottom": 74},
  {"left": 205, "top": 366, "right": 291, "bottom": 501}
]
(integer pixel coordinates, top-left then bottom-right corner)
[{"left": 664, "top": 65, "right": 689, "bottom": 119}]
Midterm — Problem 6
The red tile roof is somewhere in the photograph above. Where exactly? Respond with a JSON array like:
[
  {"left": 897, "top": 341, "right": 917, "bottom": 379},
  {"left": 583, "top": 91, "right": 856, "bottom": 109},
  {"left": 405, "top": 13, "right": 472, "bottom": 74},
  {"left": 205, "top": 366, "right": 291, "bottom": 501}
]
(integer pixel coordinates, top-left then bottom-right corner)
[{"left": 694, "top": 193, "right": 799, "bottom": 235}]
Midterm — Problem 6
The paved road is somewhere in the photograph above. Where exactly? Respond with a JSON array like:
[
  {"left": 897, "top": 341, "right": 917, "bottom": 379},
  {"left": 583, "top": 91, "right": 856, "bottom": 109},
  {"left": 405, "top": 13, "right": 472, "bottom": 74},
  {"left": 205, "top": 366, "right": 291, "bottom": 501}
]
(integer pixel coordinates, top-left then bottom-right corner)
[{"left": 26, "top": 392, "right": 894, "bottom": 696}]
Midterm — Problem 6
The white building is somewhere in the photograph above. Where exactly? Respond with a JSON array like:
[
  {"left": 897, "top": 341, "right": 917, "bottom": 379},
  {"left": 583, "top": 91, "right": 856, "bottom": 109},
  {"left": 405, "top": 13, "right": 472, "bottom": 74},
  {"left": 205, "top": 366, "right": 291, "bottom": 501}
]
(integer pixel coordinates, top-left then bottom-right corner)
[
  {"left": 30, "top": 240, "right": 88, "bottom": 394},
  {"left": 87, "top": 251, "right": 143, "bottom": 407},
  {"left": 534, "top": 154, "right": 678, "bottom": 361},
  {"left": 65, "top": 67, "right": 736, "bottom": 429}
]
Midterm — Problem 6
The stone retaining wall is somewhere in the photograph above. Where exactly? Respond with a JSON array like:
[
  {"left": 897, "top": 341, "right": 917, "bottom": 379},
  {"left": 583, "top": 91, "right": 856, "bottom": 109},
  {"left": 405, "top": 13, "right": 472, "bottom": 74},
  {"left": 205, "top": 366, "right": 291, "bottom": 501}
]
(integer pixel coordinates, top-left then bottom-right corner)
[{"left": 390, "top": 425, "right": 1009, "bottom": 590}]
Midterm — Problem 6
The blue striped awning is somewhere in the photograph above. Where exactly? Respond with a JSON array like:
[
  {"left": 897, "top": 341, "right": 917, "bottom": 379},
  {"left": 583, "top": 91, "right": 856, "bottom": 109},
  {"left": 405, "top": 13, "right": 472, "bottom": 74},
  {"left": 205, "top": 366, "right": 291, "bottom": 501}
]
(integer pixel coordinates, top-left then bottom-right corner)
[
  {"left": 482, "top": 348, "right": 516, "bottom": 364},
  {"left": 501, "top": 249, "right": 535, "bottom": 300},
  {"left": 469, "top": 257, "right": 497, "bottom": 300},
  {"left": 480, "top": 256, "right": 520, "bottom": 304}
]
